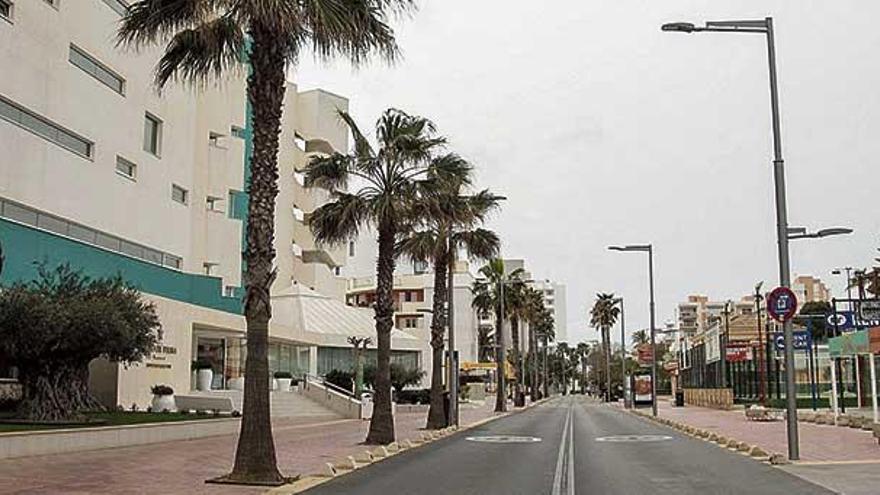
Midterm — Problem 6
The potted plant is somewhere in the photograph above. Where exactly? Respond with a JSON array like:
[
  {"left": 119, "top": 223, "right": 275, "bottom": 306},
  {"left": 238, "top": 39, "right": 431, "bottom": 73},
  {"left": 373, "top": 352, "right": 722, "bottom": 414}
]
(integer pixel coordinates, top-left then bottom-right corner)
[
  {"left": 274, "top": 371, "right": 293, "bottom": 392},
  {"left": 150, "top": 384, "right": 176, "bottom": 412},
  {"left": 192, "top": 359, "right": 214, "bottom": 391}
]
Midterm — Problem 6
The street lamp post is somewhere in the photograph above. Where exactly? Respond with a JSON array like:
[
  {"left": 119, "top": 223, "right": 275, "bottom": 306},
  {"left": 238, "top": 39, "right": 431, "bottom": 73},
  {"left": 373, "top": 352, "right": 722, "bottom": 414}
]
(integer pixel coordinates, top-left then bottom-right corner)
[
  {"left": 614, "top": 297, "right": 627, "bottom": 406},
  {"left": 662, "top": 16, "right": 800, "bottom": 459},
  {"left": 609, "top": 244, "right": 657, "bottom": 417}
]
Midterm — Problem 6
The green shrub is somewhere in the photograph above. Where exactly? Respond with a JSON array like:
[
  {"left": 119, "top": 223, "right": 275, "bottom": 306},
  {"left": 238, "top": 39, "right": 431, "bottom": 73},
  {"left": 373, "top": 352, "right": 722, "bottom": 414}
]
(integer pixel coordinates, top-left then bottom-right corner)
[
  {"left": 324, "top": 369, "right": 354, "bottom": 391},
  {"left": 273, "top": 371, "right": 293, "bottom": 379},
  {"left": 395, "top": 388, "right": 430, "bottom": 404}
]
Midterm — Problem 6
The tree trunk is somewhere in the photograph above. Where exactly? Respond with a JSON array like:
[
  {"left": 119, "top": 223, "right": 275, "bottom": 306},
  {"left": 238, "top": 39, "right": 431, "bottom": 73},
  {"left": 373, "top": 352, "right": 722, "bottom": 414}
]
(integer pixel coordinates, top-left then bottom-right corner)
[
  {"left": 366, "top": 219, "right": 396, "bottom": 444},
  {"left": 604, "top": 327, "right": 611, "bottom": 402},
  {"left": 511, "top": 317, "right": 524, "bottom": 407},
  {"left": 228, "top": 26, "right": 285, "bottom": 484},
  {"left": 528, "top": 325, "right": 537, "bottom": 400},
  {"left": 494, "top": 296, "right": 506, "bottom": 412},
  {"left": 426, "top": 248, "right": 449, "bottom": 429},
  {"left": 542, "top": 337, "right": 549, "bottom": 398}
]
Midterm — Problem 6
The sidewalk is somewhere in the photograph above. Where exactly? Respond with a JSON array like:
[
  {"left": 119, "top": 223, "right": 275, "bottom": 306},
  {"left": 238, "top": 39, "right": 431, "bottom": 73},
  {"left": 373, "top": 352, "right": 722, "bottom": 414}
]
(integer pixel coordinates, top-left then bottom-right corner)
[
  {"left": 635, "top": 399, "right": 880, "bottom": 463},
  {"left": 0, "top": 400, "right": 503, "bottom": 495}
]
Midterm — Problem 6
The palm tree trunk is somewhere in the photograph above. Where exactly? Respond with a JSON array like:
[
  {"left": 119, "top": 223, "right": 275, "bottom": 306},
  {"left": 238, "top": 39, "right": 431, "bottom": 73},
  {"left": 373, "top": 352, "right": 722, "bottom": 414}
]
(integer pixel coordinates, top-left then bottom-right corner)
[
  {"left": 228, "top": 27, "right": 285, "bottom": 484},
  {"left": 604, "top": 327, "right": 611, "bottom": 402},
  {"left": 494, "top": 298, "right": 506, "bottom": 412},
  {"left": 426, "top": 249, "right": 449, "bottom": 429},
  {"left": 529, "top": 325, "right": 537, "bottom": 399},
  {"left": 511, "top": 317, "right": 524, "bottom": 406},
  {"left": 366, "top": 219, "right": 396, "bottom": 444},
  {"left": 542, "top": 338, "right": 549, "bottom": 398}
]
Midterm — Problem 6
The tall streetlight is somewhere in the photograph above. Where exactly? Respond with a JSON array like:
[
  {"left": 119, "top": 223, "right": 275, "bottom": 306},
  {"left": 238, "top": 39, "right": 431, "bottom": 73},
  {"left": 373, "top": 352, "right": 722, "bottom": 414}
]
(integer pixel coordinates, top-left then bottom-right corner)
[
  {"left": 614, "top": 297, "right": 627, "bottom": 407},
  {"left": 609, "top": 244, "right": 657, "bottom": 416},
  {"left": 662, "top": 16, "right": 801, "bottom": 459},
  {"left": 831, "top": 266, "right": 855, "bottom": 309}
]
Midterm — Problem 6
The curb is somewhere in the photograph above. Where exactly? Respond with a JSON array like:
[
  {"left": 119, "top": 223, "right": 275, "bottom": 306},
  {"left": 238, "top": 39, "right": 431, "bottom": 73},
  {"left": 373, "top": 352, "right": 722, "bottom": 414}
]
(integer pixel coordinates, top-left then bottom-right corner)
[
  {"left": 268, "top": 397, "right": 553, "bottom": 493},
  {"left": 623, "top": 407, "right": 782, "bottom": 466}
]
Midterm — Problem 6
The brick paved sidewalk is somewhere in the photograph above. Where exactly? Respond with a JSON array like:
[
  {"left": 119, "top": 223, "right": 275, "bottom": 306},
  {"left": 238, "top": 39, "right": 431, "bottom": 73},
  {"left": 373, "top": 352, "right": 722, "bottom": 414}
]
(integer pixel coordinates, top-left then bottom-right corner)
[
  {"left": 632, "top": 399, "right": 880, "bottom": 463},
  {"left": 0, "top": 400, "right": 505, "bottom": 495}
]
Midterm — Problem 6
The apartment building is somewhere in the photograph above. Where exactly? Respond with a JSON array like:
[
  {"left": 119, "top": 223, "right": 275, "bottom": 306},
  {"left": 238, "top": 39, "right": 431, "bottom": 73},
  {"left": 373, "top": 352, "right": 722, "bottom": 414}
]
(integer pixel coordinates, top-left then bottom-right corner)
[
  {"left": 0, "top": 1, "right": 420, "bottom": 408},
  {"left": 792, "top": 275, "right": 831, "bottom": 303}
]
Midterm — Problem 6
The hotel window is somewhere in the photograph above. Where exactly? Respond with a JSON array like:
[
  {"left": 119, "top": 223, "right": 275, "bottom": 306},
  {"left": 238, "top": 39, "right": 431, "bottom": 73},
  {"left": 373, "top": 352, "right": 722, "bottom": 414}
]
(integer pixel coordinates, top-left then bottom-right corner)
[
  {"left": 100, "top": 0, "right": 128, "bottom": 16},
  {"left": 0, "top": 94, "right": 93, "bottom": 158},
  {"left": 224, "top": 286, "right": 237, "bottom": 298},
  {"left": 348, "top": 241, "right": 356, "bottom": 257},
  {"left": 143, "top": 112, "right": 162, "bottom": 156},
  {"left": 230, "top": 125, "right": 246, "bottom": 139},
  {"left": 164, "top": 254, "right": 182, "bottom": 270},
  {"left": 69, "top": 45, "right": 125, "bottom": 95},
  {"left": 203, "top": 262, "right": 218, "bottom": 276},
  {"left": 413, "top": 260, "right": 428, "bottom": 274},
  {"left": 404, "top": 291, "right": 413, "bottom": 302},
  {"left": 115, "top": 155, "right": 136, "bottom": 179},
  {"left": 171, "top": 184, "right": 188, "bottom": 205},
  {"left": 209, "top": 131, "right": 226, "bottom": 147},
  {"left": 0, "top": 1, "right": 12, "bottom": 20}
]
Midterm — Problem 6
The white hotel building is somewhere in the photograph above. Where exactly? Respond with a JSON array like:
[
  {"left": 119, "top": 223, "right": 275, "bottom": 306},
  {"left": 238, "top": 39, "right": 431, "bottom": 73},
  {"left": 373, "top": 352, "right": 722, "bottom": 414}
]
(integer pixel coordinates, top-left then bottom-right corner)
[{"left": 0, "top": 0, "right": 421, "bottom": 408}]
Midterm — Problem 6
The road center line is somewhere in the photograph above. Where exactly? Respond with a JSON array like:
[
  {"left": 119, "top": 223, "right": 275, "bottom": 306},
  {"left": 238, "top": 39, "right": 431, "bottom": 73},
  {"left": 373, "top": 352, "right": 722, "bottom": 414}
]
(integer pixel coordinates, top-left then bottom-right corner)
[{"left": 552, "top": 399, "right": 575, "bottom": 495}]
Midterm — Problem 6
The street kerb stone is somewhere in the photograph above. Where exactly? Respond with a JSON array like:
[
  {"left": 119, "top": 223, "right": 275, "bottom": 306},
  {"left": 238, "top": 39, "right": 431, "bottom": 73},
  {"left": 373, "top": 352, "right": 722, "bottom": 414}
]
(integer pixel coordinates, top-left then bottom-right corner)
[
  {"left": 708, "top": 433, "right": 718, "bottom": 441},
  {"left": 420, "top": 432, "right": 433, "bottom": 441},
  {"left": 386, "top": 442, "right": 400, "bottom": 453},
  {"left": 371, "top": 447, "right": 388, "bottom": 459},
  {"left": 353, "top": 451, "right": 373, "bottom": 463},
  {"left": 748, "top": 445, "right": 768, "bottom": 458},
  {"left": 323, "top": 463, "right": 337, "bottom": 477},
  {"left": 726, "top": 439, "right": 739, "bottom": 449},
  {"left": 736, "top": 442, "right": 751, "bottom": 452},
  {"left": 716, "top": 436, "right": 728, "bottom": 445},
  {"left": 769, "top": 453, "right": 790, "bottom": 465}
]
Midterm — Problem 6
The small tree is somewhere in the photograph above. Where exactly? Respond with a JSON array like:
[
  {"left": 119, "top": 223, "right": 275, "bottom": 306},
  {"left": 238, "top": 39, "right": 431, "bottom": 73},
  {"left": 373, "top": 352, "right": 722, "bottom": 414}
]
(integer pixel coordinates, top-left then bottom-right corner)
[
  {"left": 0, "top": 264, "right": 159, "bottom": 421},
  {"left": 348, "top": 336, "right": 372, "bottom": 398}
]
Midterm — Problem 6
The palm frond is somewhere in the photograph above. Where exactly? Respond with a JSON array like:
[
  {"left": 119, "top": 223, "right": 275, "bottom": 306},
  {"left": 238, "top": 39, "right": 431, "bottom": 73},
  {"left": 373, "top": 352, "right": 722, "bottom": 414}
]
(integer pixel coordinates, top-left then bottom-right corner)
[
  {"left": 337, "top": 110, "right": 375, "bottom": 159},
  {"left": 308, "top": 192, "right": 370, "bottom": 246},
  {"left": 453, "top": 228, "right": 500, "bottom": 262},
  {"left": 303, "top": 0, "right": 399, "bottom": 67},
  {"left": 303, "top": 153, "right": 354, "bottom": 191},
  {"left": 117, "top": 0, "right": 215, "bottom": 49},
  {"left": 397, "top": 230, "right": 441, "bottom": 264},
  {"left": 153, "top": 14, "right": 245, "bottom": 87}
]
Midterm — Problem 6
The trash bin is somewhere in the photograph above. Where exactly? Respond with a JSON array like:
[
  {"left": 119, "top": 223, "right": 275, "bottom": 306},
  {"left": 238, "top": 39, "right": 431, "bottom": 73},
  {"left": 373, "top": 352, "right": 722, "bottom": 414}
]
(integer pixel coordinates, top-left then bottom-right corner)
[{"left": 675, "top": 390, "right": 685, "bottom": 407}]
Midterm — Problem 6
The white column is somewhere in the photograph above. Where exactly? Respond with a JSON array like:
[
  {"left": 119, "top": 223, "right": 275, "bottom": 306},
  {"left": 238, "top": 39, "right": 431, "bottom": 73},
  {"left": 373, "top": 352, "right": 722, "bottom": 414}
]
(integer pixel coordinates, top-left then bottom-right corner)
[
  {"left": 856, "top": 357, "right": 863, "bottom": 407},
  {"left": 830, "top": 358, "right": 839, "bottom": 420},
  {"left": 870, "top": 354, "right": 878, "bottom": 424}
]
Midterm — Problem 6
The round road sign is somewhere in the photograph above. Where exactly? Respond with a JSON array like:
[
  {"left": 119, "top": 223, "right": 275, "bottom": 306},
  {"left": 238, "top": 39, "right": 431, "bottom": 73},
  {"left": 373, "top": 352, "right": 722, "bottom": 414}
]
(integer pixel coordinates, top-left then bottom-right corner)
[{"left": 767, "top": 286, "right": 798, "bottom": 323}]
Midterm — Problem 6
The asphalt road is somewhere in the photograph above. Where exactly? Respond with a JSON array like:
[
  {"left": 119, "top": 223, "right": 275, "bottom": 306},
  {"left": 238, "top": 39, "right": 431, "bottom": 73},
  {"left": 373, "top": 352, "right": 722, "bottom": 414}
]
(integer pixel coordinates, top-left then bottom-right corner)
[{"left": 304, "top": 396, "right": 833, "bottom": 495}]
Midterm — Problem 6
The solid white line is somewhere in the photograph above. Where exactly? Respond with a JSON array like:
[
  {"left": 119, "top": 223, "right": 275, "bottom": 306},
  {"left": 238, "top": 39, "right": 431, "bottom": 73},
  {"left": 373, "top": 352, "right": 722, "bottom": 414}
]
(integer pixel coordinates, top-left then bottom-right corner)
[{"left": 552, "top": 399, "right": 573, "bottom": 495}]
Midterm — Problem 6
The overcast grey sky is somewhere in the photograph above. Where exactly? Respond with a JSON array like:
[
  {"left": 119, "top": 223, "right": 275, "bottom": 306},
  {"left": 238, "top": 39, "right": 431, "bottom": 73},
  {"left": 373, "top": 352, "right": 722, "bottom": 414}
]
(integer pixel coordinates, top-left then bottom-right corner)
[{"left": 295, "top": 0, "right": 879, "bottom": 345}]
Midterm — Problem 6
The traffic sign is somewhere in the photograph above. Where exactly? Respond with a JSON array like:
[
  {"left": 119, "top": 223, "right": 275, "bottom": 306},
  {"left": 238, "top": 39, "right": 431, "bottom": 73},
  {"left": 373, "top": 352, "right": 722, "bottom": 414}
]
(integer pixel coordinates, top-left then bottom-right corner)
[
  {"left": 772, "top": 331, "right": 812, "bottom": 351},
  {"left": 767, "top": 286, "right": 798, "bottom": 323},
  {"left": 826, "top": 311, "right": 856, "bottom": 331},
  {"left": 859, "top": 300, "right": 880, "bottom": 322}
]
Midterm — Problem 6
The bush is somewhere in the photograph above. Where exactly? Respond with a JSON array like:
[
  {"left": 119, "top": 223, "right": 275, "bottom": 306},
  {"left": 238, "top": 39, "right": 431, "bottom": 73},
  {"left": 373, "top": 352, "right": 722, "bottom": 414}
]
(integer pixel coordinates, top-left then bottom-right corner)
[
  {"left": 324, "top": 369, "right": 353, "bottom": 391},
  {"left": 150, "top": 384, "right": 174, "bottom": 396},
  {"left": 362, "top": 363, "right": 425, "bottom": 393},
  {"left": 273, "top": 371, "right": 293, "bottom": 379},
  {"left": 191, "top": 359, "right": 213, "bottom": 371}
]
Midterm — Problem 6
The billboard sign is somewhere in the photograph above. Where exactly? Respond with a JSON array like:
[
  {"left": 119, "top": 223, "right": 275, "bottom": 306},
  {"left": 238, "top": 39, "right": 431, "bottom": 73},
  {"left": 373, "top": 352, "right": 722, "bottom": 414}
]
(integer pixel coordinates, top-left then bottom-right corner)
[
  {"left": 725, "top": 345, "right": 753, "bottom": 362},
  {"left": 772, "top": 330, "right": 812, "bottom": 351},
  {"left": 859, "top": 300, "right": 880, "bottom": 322},
  {"left": 633, "top": 374, "right": 653, "bottom": 403}
]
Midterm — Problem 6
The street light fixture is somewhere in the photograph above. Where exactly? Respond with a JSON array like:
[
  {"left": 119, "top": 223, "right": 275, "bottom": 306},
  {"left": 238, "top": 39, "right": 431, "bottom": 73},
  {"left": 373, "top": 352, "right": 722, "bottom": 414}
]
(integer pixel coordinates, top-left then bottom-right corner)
[
  {"left": 787, "top": 227, "right": 853, "bottom": 240},
  {"left": 661, "top": 16, "right": 801, "bottom": 460},
  {"left": 608, "top": 244, "right": 657, "bottom": 417}
]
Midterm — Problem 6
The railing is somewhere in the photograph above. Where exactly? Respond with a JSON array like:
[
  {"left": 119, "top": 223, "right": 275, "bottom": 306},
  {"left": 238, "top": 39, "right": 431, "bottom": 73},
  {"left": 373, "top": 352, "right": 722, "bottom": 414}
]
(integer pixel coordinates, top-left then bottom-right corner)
[{"left": 300, "top": 374, "right": 364, "bottom": 419}]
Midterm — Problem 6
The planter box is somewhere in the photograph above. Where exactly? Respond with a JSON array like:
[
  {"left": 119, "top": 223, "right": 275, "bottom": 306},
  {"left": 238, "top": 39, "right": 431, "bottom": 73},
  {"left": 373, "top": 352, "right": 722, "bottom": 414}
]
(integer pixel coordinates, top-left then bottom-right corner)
[{"left": 0, "top": 417, "right": 239, "bottom": 460}]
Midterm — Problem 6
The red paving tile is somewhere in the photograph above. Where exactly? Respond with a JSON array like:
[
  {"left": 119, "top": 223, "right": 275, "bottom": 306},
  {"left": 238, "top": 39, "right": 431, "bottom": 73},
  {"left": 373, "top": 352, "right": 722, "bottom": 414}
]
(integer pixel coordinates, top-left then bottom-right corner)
[
  {"left": 645, "top": 400, "right": 880, "bottom": 462},
  {"left": 0, "top": 401, "right": 503, "bottom": 495}
]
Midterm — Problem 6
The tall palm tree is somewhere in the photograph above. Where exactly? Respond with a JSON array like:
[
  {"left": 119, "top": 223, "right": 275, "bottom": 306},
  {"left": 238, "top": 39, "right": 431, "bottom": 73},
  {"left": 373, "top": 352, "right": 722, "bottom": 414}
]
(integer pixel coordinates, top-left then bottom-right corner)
[
  {"left": 399, "top": 163, "right": 501, "bottom": 429},
  {"left": 532, "top": 308, "right": 555, "bottom": 398},
  {"left": 590, "top": 293, "right": 620, "bottom": 402},
  {"left": 506, "top": 280, "right": 530, "bottom": 406},
  {"left": 522, "top": 288, "right": 545, "bottom": 400},
  {"left": 472, "top": 259, "right": 525, "bottom": 412},
  {"left": 576, "top": 342, "right": 590, "bottom": 394},
  {"left": 118, "top": 0, "right": 414, "bottom": 484},
  {"left": 305, "top": 108, "right": 445, "bottom": 444}
]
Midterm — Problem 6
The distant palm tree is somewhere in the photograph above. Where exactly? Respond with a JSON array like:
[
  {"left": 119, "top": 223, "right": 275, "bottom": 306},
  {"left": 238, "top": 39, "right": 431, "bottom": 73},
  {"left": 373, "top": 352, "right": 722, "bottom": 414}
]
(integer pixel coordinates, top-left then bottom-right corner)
[
  {"left": 532, "top": 308, "right": 555, "bottom": 398},
  {"left": 305, "top": 109, "right": 446, "bottom": 444},
  {"left": 118, "top": 0, "right": 414, "bottom": 484},
  {"left": 590, "top": 293, "right": 620, "bottom": 402},
  {"left": 576, "top": 342, "right": 590, "bottom": 394},
  {"left": 472, "top": 259, "right": 526, "bottom": 412},
  {"left": 506, "top": 280, "right": 530, "bottom": 406},
  {"left": 399, "top": 162, "right": 501, "bottom": 429},
  {"left": 522, "top": 288, "right": 546, "bottom": 399},
  {"left": 631, "top": 329, "right": 650, "bottom": 346}
]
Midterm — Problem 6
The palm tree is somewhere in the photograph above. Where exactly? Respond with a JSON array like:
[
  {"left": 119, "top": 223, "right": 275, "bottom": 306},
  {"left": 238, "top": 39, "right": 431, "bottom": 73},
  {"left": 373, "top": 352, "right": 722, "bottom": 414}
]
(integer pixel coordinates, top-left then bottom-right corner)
[
  {"left": 305, "top": 108, "right": 445, "bottom": 444},
  {"left": 631, "top": 329, "right": 650, "bottom": 346},
  {"left": 576, "top": 342, "right": 590, "bottom": 394},
  {"left": 532, "top": 308, "right": 555, "bottom": 398},
  {"left": 521, "top": 287, "right": 545, "bottom": 400},
  {"left": 399, "top": 164, "right": 501, "bottom": 429},
  {"left": 590, "top": 293, "right": 620, "bottom": 402},
  {"left": 472, "top": 259, "right": 526, "bottom": 412},
  {"left": 506, "top": 280, "right": 530, "bottom": 406},
  {"left": 118, "top": 0, "right": 414, "bottom": 484}
]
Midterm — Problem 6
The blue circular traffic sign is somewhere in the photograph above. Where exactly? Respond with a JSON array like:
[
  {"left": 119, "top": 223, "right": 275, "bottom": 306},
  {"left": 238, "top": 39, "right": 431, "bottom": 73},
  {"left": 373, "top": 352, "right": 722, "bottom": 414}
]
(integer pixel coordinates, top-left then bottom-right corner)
[{"left": 767, "top": 286, "right": 798, "bottom": 323}]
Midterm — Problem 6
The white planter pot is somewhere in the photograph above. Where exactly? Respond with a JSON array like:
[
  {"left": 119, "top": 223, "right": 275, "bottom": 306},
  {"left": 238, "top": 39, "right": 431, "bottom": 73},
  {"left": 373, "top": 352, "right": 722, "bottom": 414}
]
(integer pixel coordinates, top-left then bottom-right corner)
[
  {"left": 197, "top": 369, "right": 213, "bottom": 391},
  {"left": 228, "top": 377, "right": 244, "bottom": 391},
  {"left": 151, "top": 394, "right": 176, "bottom": 413},
  {"left": 271, "top": 378, "right": 278, "bottom": 391},
  {"left": 277, "top": 378, "right": 292, "bottom": 392}
]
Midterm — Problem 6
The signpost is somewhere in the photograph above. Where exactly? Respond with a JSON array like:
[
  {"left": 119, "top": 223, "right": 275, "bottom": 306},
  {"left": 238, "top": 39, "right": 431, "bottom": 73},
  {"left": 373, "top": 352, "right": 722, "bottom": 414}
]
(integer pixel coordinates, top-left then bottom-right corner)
[{"left": 767, "top": 286, "right": 798, "bottom": 323}]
